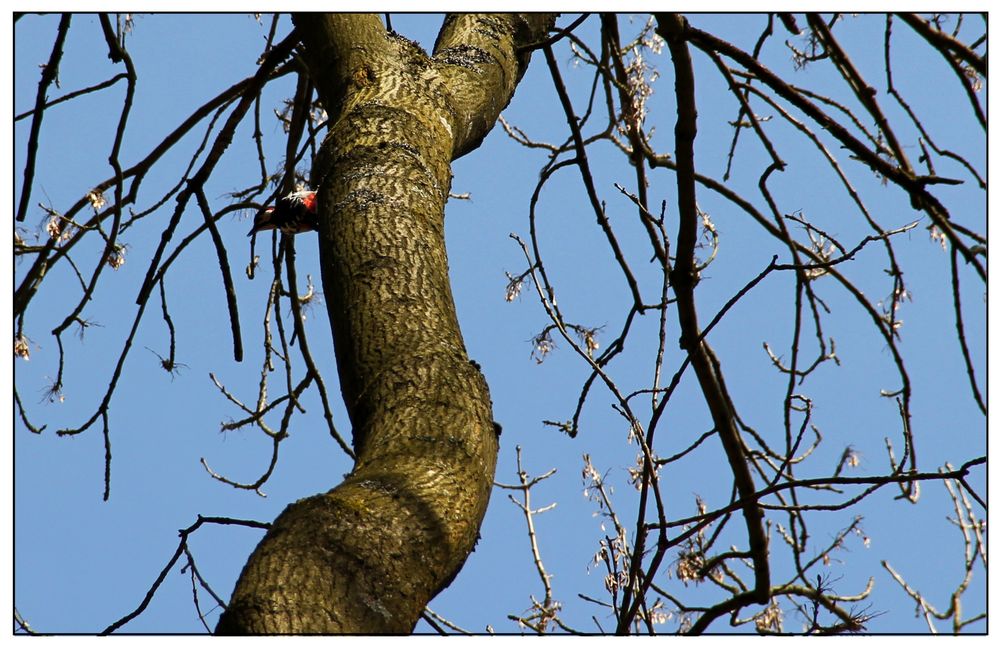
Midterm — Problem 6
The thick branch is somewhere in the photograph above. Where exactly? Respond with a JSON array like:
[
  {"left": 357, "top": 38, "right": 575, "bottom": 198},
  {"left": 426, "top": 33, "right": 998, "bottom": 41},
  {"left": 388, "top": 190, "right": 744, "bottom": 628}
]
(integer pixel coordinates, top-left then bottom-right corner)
[{"left": 218, "top": 13, "right": 555, "bottom": 634}]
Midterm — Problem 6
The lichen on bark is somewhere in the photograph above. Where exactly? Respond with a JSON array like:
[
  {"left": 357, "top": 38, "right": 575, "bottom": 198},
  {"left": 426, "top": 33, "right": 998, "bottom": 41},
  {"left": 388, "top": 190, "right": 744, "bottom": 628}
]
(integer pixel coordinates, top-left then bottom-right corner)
[{"left": 216, "top": 13, "right": 555, "bottom": 634}]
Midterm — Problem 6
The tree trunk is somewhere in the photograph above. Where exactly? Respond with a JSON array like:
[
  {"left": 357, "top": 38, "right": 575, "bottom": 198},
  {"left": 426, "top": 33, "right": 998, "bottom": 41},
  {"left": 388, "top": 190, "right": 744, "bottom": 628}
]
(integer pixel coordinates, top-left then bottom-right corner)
[{"left": 216, "top": 13, "right": 555, "bottom": 634}]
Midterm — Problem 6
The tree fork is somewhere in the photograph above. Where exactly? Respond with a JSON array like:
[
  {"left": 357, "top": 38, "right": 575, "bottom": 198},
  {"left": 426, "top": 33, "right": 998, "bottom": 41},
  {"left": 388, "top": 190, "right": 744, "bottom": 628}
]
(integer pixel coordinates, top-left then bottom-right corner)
[{"left": 217, "top": 13, "right": 555, "bottom": 634}]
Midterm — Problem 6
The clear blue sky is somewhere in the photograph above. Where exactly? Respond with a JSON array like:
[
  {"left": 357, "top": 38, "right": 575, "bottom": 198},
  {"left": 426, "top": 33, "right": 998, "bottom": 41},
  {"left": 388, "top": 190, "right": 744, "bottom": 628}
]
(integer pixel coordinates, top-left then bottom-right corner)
[{"left": 12, "top": 13, "right": 987, "bottom": 634}]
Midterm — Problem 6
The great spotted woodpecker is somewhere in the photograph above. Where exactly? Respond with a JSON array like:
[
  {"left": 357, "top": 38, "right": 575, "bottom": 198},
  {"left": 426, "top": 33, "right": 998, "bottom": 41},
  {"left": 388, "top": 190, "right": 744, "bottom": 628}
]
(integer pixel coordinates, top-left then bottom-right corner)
[{"left": 248, "top": 189, "right": 319, "bottom": 236}]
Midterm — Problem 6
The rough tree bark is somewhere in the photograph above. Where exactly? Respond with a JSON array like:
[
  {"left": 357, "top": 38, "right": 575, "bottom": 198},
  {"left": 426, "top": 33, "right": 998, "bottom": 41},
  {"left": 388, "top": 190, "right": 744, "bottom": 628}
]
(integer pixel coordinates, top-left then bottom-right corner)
[{"left": 216, "top": 13, "right": 556, "bottom": 634}]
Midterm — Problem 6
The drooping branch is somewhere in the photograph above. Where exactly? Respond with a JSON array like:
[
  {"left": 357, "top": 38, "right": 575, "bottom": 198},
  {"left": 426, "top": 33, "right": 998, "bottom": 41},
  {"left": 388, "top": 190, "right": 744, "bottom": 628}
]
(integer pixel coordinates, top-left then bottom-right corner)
[
  {"left": 683, "top": 22, "right": 985, "bottom": 282},
  {"left": 655, "top": 14, "right": 771, "bottom": 632}
]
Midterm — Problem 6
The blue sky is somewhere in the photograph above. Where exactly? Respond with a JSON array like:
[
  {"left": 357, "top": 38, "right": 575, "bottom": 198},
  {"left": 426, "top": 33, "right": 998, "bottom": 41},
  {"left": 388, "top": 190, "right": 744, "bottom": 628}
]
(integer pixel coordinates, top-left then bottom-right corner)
[{"left": 11, "top": 13, "right": 987, "bottom": 634}]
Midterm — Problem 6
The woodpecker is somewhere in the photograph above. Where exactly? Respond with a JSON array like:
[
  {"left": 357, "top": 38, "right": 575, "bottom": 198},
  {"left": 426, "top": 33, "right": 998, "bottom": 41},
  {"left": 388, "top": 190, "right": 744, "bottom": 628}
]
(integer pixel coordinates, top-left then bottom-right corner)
[{"left": 248, "top": 189, "right": 319, "bottom": 236}]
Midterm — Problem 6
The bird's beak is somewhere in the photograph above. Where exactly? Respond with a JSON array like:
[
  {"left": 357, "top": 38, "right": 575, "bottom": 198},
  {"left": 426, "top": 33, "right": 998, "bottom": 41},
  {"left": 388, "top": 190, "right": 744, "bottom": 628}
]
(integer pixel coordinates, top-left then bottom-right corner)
[{"left": 248, "top": 214, "right": 266, "bottom": 237}]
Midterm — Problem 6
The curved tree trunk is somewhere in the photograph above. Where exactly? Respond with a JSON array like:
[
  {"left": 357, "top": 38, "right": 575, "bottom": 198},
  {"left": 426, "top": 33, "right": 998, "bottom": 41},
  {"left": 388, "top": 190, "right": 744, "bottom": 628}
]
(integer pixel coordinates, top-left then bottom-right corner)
[{"left": 216, "top": 13, "right": 555, "bottom": 634}]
